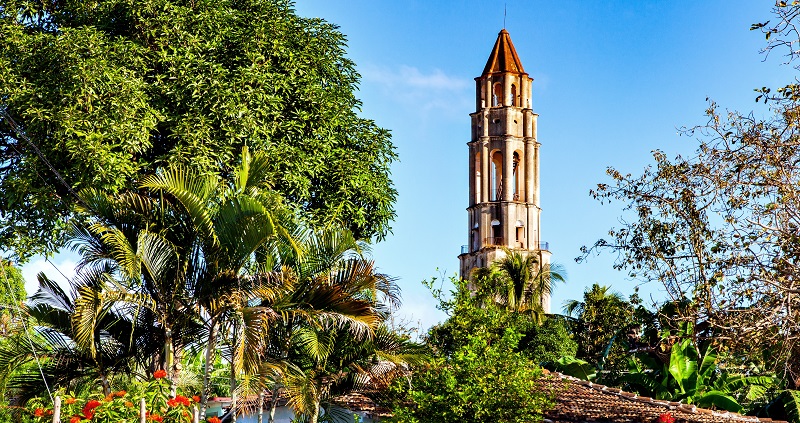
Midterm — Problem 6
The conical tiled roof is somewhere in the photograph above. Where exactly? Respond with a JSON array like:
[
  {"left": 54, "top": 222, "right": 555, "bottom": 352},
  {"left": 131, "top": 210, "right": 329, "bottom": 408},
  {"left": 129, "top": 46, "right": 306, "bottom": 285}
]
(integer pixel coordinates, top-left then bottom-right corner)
[{"left": 482, "top": 29, "right": 525, "bottom": 75}]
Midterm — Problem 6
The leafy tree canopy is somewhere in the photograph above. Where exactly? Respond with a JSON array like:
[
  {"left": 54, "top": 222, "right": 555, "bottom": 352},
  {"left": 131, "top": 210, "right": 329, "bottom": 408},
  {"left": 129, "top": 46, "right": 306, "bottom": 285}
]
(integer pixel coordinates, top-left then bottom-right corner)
[
  {"left": 386, "top": 276, "right": 567, "bottom": 422},
  {"left": 0, "top": 0, "right": 397, "bottom": 259},
  {"left": 0, "top": 261, "right": 24, "bottom": 310},
  {"left": 563, "top": 284, "right": 656, "bottom": 379},
  {"left": 580, "top": 2, "right": 800, "bottom": 383},
  {"left": 0, "top": 261, "right": 24, "bottom": 335},
  {"left": 388, "top": 328, "right": 554, "bottom": 423},
  {"left": 425, "top": 276, "right": 576, "bottom": 363}
]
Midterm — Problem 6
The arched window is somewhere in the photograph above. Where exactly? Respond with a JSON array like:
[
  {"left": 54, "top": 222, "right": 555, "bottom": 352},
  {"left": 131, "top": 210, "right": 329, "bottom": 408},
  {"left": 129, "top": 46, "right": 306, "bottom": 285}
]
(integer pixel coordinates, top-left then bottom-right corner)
[
  {"left": 491, "top": 219, "right": 502, "bottom": 244},
  {"left": 510, "top": 84, "right": 517, "bottom": 106},
  {"left": 515, "top": 220, "right": 525, "bottom": 247},
  {"left": 491, "top": 151, "right": 503, "bottom": 201},
  {"left": 475, "top": 152, "right": 482, "bottom": 203},
  {"left": 512, "top": 151, "right": 521, "bottom": 201},
  {"left": 493, "top": 83, "right": 503, "bottom": 107}
]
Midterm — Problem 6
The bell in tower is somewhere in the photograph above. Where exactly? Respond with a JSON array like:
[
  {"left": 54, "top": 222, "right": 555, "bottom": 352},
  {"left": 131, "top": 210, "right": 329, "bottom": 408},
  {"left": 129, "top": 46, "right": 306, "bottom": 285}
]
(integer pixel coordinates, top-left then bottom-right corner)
[{"left": 458, "top": 29, "right": 553, "bottom": 312}]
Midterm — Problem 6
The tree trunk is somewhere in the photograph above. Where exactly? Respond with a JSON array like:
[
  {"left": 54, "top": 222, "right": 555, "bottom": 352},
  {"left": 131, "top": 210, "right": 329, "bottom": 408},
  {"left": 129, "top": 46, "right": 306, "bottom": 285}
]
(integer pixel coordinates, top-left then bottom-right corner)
[
  {"left": 267, "top": 388, "right": 280, "bottom": 423},
  {"left": 309, "top": 398, "right": 320, "bottom": 423},
  {"left": 230, "top": 363, "right": 237, "bottom": 423},
  {"left": 165, "top": 327, "right": 177, "bottom": 397},
  {"left": 257, "top": 392, "right": 264, "bottom": 423},
  {"left": 200, "top": 318, "right": 219, "bottom": 419},
  {"left": 100, "top": 373, "right": 111, "bottom": 396}
]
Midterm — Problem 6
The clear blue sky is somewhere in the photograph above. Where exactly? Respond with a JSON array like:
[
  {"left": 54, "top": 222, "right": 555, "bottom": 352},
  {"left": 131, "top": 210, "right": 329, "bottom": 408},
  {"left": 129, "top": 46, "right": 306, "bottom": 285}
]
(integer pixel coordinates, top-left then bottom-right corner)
[{"left": 22, "top": 1, "right": 796, "bottom": 332}]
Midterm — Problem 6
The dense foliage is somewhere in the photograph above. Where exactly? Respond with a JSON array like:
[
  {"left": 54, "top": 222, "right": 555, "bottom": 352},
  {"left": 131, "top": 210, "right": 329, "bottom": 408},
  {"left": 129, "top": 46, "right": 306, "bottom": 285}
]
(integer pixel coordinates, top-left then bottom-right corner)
[
  {"left": 388, "top": 277, "right": 566, "bottom": 422},
  {"left": 426, "top": 278, "right": 576, "bottom": 363},
  {"left": 0, "top": 261, "right": 25, "bottom": 336},
  {"left": 0, "top": 0, "right": 396, "bottom": 259},
  {"left": 563, "top": 284, "right": 657, "bottom": 379},
  {"left": 0, "top": 148, "right": 415, "bottom": 423},
  {"left": 389, "top": 328, "right": 553, "bottom": 423},
  {"left": 20, "top": 373, "right": 215, "bottom": 423}
]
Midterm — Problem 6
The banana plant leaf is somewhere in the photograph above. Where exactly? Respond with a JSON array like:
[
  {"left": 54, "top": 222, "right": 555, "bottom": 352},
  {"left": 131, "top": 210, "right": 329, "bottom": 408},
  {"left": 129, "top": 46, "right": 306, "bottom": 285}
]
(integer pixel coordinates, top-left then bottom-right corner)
[
  {"left": 554, "top": 356, "right": 597, "bottom": 381},
  {"left": 694, "top": 390, "right": 742, "bottom": 413}
]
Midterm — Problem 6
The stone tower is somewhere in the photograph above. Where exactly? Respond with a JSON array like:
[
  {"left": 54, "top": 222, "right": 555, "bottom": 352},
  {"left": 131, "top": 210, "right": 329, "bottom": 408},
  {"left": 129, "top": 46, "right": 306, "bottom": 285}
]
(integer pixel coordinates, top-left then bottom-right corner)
[{"left": 458, "top": 29, "right": 552, "bottom": 312}]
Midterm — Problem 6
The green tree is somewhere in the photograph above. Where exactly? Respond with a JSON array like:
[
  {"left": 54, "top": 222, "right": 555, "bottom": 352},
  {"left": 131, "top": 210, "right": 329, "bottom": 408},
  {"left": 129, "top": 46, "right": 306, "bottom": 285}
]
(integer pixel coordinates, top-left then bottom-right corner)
[
  {"left": 385, "top": 277, "right": 566, "bottom": 422},
  {"left": 580, "top": 2, "right": 800, "bottom": 384},
  {"left": 426, "top": 277, "right": 576, "bottom": 364},
  {"left": 0, "top": 0, "right": 396, "bottom": 259},
  {"left": 0, "top": 272, "right": 149, "bottom": 401},
  {"left": 471, "top": 249, "right": 565, "bottom": 320},
  {"left": 0, "top": 261, "right": 25, "bottom": 336},
  {"left": 65, "top": 146, "right": 301, "bottom": 402},
  {"left": 257, "top": 229, "right": 418, "bottom": 423},
  {"left": 562, "top": 284, "right": 656, "bottom": 379},
  {"left": 621, "top": 323, "right": 782, "bottom": 415},
  {"left": 388, "top": 326, "right": 554, "bottom": 423}
]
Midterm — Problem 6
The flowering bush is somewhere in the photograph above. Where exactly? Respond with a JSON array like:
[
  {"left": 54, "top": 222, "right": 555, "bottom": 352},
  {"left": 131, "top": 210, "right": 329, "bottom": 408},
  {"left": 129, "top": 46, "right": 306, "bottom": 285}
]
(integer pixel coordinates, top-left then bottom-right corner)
[{"left": 25, "top": 371, "right": 220, "bottom": 423}]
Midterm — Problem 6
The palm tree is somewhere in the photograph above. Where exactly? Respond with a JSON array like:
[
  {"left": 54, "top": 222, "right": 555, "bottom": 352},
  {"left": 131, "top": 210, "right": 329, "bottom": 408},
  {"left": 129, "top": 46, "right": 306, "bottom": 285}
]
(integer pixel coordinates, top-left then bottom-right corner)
[
  {"left": 0, "top": 270, "right": 155, "bottom": 401},
  {"left": 284, "top": 324, "right": 427, "bottom": 423},
  {"left": 562, "top": 284, "right": 625, "bottom": 318},
  {"left": 256, "top": 229, "right": 404, "bottom": 423},
  {"left": 64, "top": 146, "right": 398, "bottom": 423},
  {"left": 472, "top": 248, "right": 566, "bottom": 320},
  {"left": 68, "top": 146, "right": 296, "bottom": 403}
]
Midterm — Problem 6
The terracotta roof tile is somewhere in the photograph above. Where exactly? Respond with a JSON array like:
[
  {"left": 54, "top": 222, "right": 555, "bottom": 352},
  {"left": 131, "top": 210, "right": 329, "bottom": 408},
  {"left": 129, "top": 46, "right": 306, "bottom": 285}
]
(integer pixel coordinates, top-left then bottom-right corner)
[
  {"left": 539, "top": 370, "right": 788, "bottom": 423},
  {"left": 482, "top": 29, "right": 526, "bottom": 75}
]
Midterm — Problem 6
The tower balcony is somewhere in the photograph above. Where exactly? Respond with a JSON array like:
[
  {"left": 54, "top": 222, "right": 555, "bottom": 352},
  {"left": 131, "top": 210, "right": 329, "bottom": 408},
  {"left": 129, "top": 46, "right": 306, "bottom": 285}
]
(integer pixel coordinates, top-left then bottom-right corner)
[{"left": 460, "top": 240, "right": 550, "bottom": 255}]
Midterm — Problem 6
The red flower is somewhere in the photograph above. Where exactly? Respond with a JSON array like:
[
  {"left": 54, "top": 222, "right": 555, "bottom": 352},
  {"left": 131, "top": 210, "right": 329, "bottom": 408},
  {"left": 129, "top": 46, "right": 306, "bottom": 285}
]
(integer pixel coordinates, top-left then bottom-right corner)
[
  {"left": 34, "top": 408, "right": 45, "bottom": 417},
  {"left": 65, "top": 398, "right": 77, "bottom": 405},
  {"left": 175, "top": 395, "right": 191, "bottom": 406},
  {"left": 153, "top": 369, "right": 167, "bottom": 379},
  {"left": 167, "top": 398, "right": 178, "bottom": 408},
  {"left": 69, "top": 416, "right": 81, "bottom": 423},
  {"left": 207, "top": 417, "right": 221, "bottom": 423},
  {"left": 104, "top": 394, "right": 114, "bottom": 402},
  {"left": 115, "top": 390, "right": 127, "bottom": 397},
  {"left": 148, "top": 414, "right": 164, "bottom": 422},
  {"left": 658, "top": 413, "right": 675, "bottom": 423},
  {"left": 82, "top": 399, "right": 101, "bottom": 417},
  {"left": 192, "top": 395, "right": 200, "bottom": 403},
  {"left": 84, "top": 400, "right": 101, "bottom": 410},
  {"left": 124, "top": 401, "right": 134, "bottom": 408}
]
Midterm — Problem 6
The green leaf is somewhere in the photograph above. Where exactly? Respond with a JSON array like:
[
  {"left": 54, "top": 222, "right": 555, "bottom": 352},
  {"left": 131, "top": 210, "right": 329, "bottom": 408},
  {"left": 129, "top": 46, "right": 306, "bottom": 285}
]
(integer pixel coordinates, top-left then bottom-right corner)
[
  {"left": 782, "top": 390, "right": 800, "bottom": 423},
  {"left": 668, "top": 339, "right": 697, "bottom": 395},
  {"left": 694, "top": 391, "right": 742, "bottom": 413},
  {"left": 554, "top": 356, "right": 597, "bottom": 381}
]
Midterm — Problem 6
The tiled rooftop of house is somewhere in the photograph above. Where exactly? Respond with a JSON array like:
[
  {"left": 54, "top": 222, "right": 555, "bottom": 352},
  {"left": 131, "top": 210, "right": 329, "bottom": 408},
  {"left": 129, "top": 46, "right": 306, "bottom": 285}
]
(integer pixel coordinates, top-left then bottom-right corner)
[{"left": 540, "top": 370, "right": 787, "bottom": 423}]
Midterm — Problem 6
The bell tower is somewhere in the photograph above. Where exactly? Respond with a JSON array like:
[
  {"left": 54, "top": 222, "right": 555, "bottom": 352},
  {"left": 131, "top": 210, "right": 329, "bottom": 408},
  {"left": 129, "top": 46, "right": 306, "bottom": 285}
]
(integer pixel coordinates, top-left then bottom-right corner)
[{"left": 458, "top": 29, "right": 552, "bottom": 311}]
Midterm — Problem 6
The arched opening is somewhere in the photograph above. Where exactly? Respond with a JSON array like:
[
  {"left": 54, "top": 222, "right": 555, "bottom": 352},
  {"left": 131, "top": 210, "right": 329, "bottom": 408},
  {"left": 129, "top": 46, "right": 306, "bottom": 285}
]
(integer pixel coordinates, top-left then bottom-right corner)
[
  {"left": 472, "top": 229, "right": 479, "bottom": 251},
  {"left": 510, "top": 84, "right": 517, "bottom": 106},
  {"left": 491, "top": 219, "right": 502, "bottom": 245},
  {"left": 512, "top": 151, "right": 521, "bottom": 201},
  {"left": 491, "top": 151, "right": 503, "bottom": 201},
  {"left": 515, "top": 220, "right": 525, "bottom": 248},
  {"left": 474, "top": 152, "right": 482, "bottom": 203},
  {"left": 492, "top": 83, "right": 503, "bottom": 107}
]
